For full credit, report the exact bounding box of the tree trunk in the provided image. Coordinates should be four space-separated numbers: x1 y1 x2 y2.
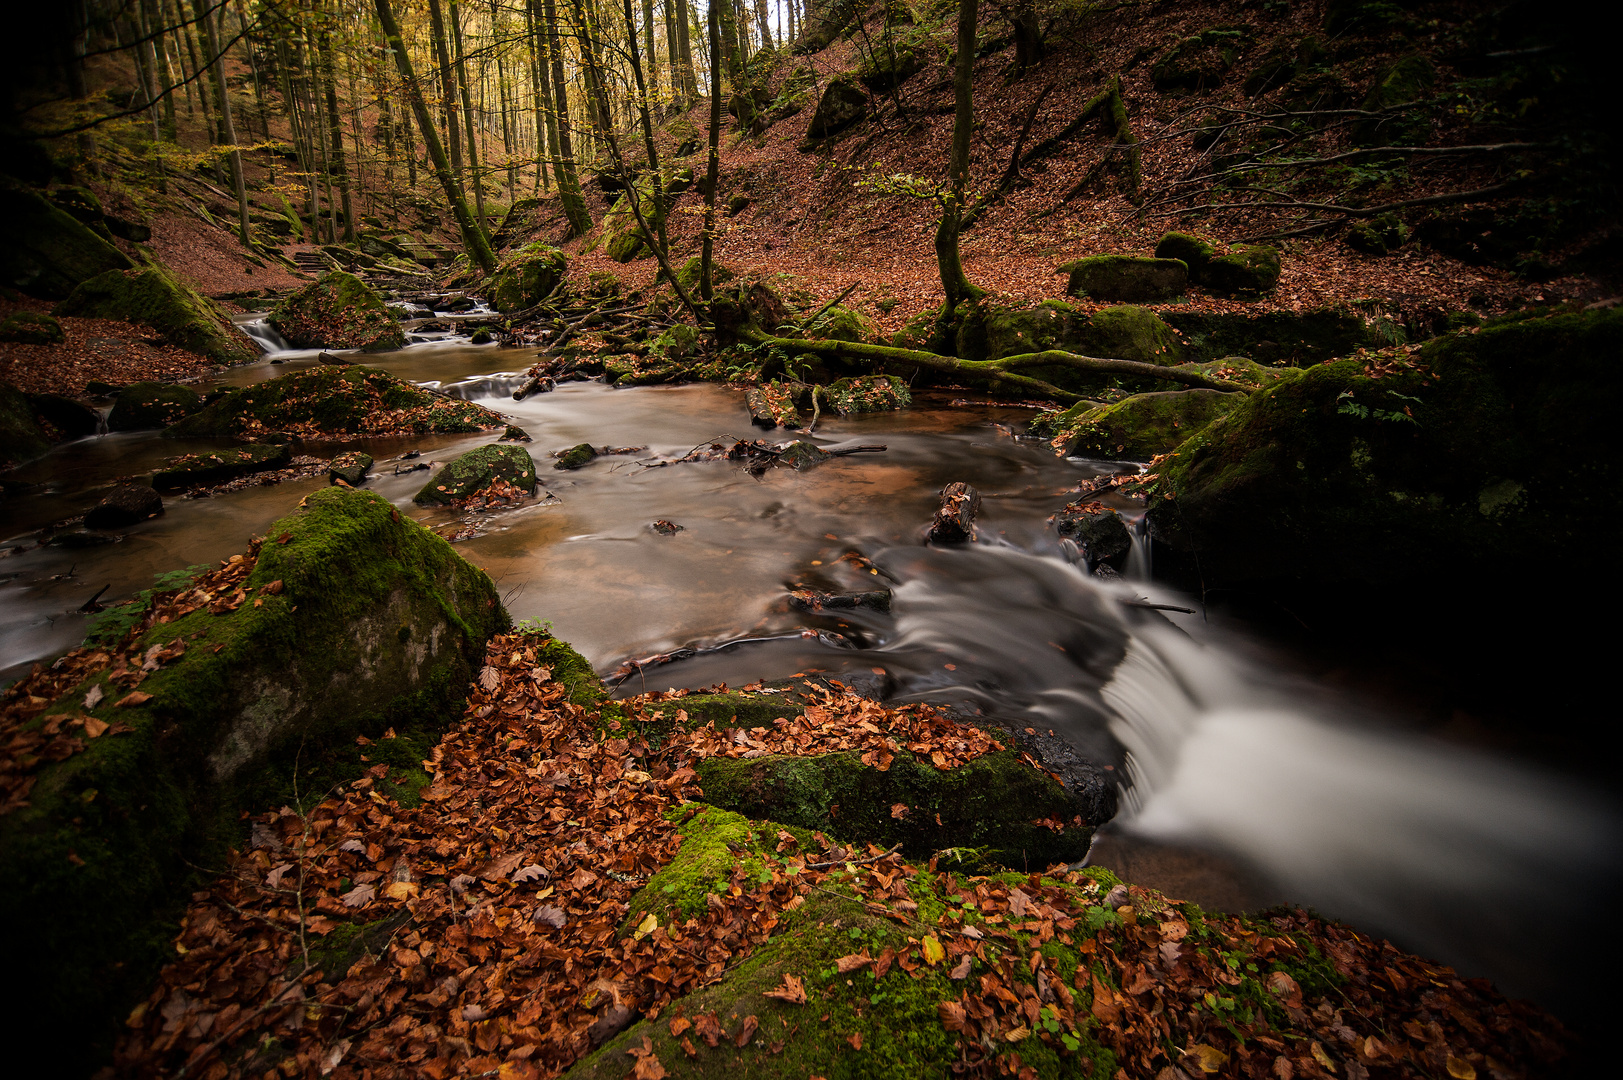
195 0 252 247
427 0 465 189
374 0 496 272
935 0 984 313
540 0 593 235
147 0 178 139
449 0 487 232
316 23 356 244
701 0 722 300
524 0 552 193
674 0 698 98
754 0 774 49
400 97 418 188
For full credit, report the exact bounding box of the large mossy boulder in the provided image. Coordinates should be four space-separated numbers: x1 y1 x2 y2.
54 265 257 366
152 444 292 491
1145 309 1623 590
107 381 202 432
1154 231 1217 278
1201 244 1281 296
1043 389 1245 459
0 184 133 299
1 380 52 467
0 310 65 344
164 366 500 439
0 487 504 1068
1161 307 1368 366
487 241 568 312
599 174 667 263
806 75 868 139
414 443 537 505
1151 26 1254 92
1061 255 1188 302
824 375 911 414
969 299 1082 361
269 271 407 351
694 748 1094 867
1080 304 1185 365
804 304 876 343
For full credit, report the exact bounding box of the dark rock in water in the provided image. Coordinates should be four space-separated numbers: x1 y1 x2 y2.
108 382 202 432
316 351 352 366
441 296 477 313
0 381 52 467
54 264 256 366
1052 501 1131 562
26 392 98 439
47 530 121 548
0 311 65 344
85 380 122 397
0 184 132 299
650 519 683 536
1061 255 1188 303
501 425 532 442
929 481 981 543
154 444 292 490
806 76 867 139
414 443 537 504
775 440 830 471
328 450 373 486
747 384 801 429
258 430 302 446
469 329 493 345
788 588 892 613
269 271 406 351
553 442 598 470
84 483 163 529
402 449 421 459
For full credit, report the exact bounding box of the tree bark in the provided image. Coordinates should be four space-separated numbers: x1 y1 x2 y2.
427 0 465 189
524 0 552 193
316 20 356 243
700 0 723 300
674 0 698 98
449 0 487 231
195 0 252 247
754 0 774 49
375 0 496 272
540 0 592 235
935 0 984 313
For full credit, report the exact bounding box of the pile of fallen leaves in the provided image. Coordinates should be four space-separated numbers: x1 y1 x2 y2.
179 456 330 499
453 477 539 512
0 549 263 814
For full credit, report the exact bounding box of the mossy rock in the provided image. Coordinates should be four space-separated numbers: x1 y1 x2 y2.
997 305 1184 396
328 450 373 486
153 444 292 490
1146 309 1623 590
805 305 875 344
0 487 504 1069
0 310 65 344
823 375 911 414
1053 502 1132 561
1060 255 1188 303
108 381 202 432
553 442 599 471
638 692 806 736
269 271 407 351
1161 308 1368 366
487 242 568 312
26 391 98 440
84 484 163 529
164 366 499 439
1045 389 1245 459
414 443 537 504
1081 305 1185 366
806 75 868 139
653 323 700 360
0 380 52 467
1152 26 1255 92
1346 213 1412 255
0 183 133 299
973 299 1083 362
672 256 736 295
55 265 257 366
694 748 1094 868
1154 232 1217 282
1164 356 1303 392
600 174 668 263
858 38 926 91
1355 54 1435 145
1201 245 1281 296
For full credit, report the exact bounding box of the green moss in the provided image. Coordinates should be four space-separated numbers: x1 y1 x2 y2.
1060 256 1188 303
1346 212 1412 255
0 487 505 1071
1152 26 1255 92
0 310 65 344
413 443 537 504
329 450 373 485
653 323 699 360
1202 245 1280 296
823 375 911 414
672 256 735 294
54 264 257 365
1356 55 1435 145
694 749 1092 869
553 442 599 471
269 271 406 351
1155 232 1217 281
108 381 203 432
806 304 875 344
600 174 667 263
488 242 568 312
1164 356 1301 391
0 183 133 299
1161 307 1368 366
1047 389 1245 459
973 300 1082 362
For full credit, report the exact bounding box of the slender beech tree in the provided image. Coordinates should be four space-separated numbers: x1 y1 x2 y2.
194 0 252 246
316 16 356 242
448 0 487 229
540 0 592 234
374 0 496 271
426 0 465 190
700 0 722 300
674 0 697 98
935 0 985 312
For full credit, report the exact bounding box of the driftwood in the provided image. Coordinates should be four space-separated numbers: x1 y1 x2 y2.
929 482 981 544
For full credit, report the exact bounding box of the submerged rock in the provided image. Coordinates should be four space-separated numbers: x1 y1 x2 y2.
553 442 599 471
327 450 373 486
415 444 538 504
823 375 911 415
775 440 831 471
1061 255 1189 302
108 382 202 432
1044 388 1244 459
487 242 568 312
269 271 407 351
84 483 163 529
55 265 257 366
153 444 292 491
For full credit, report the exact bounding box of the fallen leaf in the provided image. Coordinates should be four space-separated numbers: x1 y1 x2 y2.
340 883 375 908
835 952 874 973
1007 888 1031 919
1004 1024 1030 1043
949 954 973 980
82 684 104 710
694 1013 724 1048
890 802 909 819
265 862 294 888
319 1038 350 1075
114 691 153 708
634 912 659 940
1446 1057 1477 1080
669 1017 692 1037
1311 1042 1337 1072
847 1032 863 1050
82 716 109 738
763 973 807 1004
533 904 567 928
513 864 548 883
921 936 945 966
680 1037 698 1058
338 839 365 854
735 1015 759 1047
1184 1044 1229 1073
383 880 415 901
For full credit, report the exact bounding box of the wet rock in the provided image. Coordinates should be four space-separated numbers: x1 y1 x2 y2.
1043 389 1244 459
1201 245 1281 296
0 311 65 345
414 444 537 505
269 271 407 351
47 530 121 548
26 393 98 439
788 588 892 614
823 375 911 415
512 376 554 400
54 264 257 366
328 450 373 486
650 519 683 536
487 242 568 312
500 425 532 442
84 483 163 529
1052 501 1131 562
0 381 51 467
108 382 202 432
553 443 598 470
775 440 831 471
0 184 132 299
153 444 292 491
929 481 981 543
1061 255 1188 303
747 384 802 429
806 76 867 140
469 329 493 344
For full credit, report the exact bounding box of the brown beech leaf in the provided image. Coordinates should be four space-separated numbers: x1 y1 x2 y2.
763 974 807 1004
114 691 153 708
735 1015 759 1047
835 952 874 974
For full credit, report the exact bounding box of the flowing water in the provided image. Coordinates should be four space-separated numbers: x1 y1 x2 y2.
2 328 1616 1026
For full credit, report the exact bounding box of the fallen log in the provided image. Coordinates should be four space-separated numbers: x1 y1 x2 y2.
929 482 981 544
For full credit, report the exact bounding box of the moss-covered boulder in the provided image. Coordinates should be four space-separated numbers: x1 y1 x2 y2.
969 299 1082 361
0 184 133 299
1080 304 1185 365
804 304 876 343
600 174 667 263
694 748 1094 867
1161 308 1368 366
1164 356 1303 392
1 380 52 467
0 310 65 344
824 375 911 414
857 37 926 90
1346 212 1412 255
152 444 292 490
328 449 373 485
652 322 700 360
1052 501 1132 561
487 242 568 312
806 75 868 139
553 442 599 471
269 271 407 351
1043 389 1244 459
1061 255 1188 302
1151 26 1254 92
163 366 500 439
1146 309 1623 590
1202 244 1281 296
672 255 735 294
107 381 202 432
414 443 537 504
0 487 503 1068
26 391 98 440
1154 231 1217 278
54 265 257 366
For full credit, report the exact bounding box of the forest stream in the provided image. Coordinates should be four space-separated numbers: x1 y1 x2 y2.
2 321 1617 1034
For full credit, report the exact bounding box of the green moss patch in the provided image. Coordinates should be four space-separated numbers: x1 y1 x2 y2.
413 443 537 504
488 242 568 312
1061 255 1189 303
269 271 406 351
1045 389 1244 460
107 381 202 431
0 310 65 344
55 264 257 365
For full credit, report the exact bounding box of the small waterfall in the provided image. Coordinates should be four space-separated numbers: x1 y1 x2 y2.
239 317 292 355
1120 510 1152 579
